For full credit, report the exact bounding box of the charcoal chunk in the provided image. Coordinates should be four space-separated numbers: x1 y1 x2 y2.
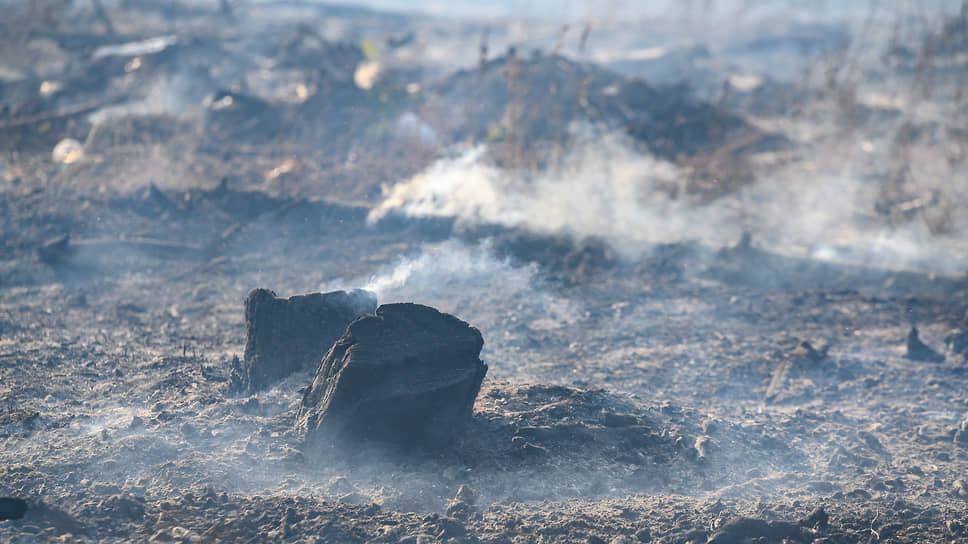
231 288 377 394
298 303 487 453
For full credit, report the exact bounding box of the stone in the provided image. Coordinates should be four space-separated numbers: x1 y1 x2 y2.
297 303 487 453
0 497 28 520
231 288 377 394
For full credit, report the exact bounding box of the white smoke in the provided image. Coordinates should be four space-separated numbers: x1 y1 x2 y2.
369 136 702 258
369 135 968 275
323 239 542 305
321 240 583 378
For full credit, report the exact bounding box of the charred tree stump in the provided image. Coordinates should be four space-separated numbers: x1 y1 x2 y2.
297 303 487 454
230 288 377 394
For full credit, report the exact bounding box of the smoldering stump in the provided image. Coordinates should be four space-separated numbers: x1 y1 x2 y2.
231 288 378 394
297 303 487 453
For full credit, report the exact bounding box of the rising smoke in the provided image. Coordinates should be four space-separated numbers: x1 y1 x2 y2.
370 132 968 275
321 240 583 377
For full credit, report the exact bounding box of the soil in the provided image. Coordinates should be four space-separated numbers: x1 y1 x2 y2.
2 2 968 543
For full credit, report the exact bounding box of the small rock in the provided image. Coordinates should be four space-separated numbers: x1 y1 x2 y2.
906 326 944 363
0 497 28 520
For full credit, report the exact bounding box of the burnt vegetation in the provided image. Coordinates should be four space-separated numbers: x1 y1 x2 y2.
2 1 968 543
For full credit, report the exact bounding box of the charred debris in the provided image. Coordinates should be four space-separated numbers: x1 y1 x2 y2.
297 302 488 454
1 11 783 201
230 290 489 456
5 5 968 543
231 287 376 394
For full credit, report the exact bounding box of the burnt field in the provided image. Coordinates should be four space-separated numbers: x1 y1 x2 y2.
3 1 968 543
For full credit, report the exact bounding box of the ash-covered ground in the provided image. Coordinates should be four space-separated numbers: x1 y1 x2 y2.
2 1 968 542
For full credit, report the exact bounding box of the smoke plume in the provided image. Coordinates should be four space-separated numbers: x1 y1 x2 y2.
370 134 968 275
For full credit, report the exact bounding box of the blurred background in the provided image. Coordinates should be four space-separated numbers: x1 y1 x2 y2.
2 0 967 271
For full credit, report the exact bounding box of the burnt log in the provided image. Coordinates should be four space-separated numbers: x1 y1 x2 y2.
297 303 487 453
231 288 377 394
